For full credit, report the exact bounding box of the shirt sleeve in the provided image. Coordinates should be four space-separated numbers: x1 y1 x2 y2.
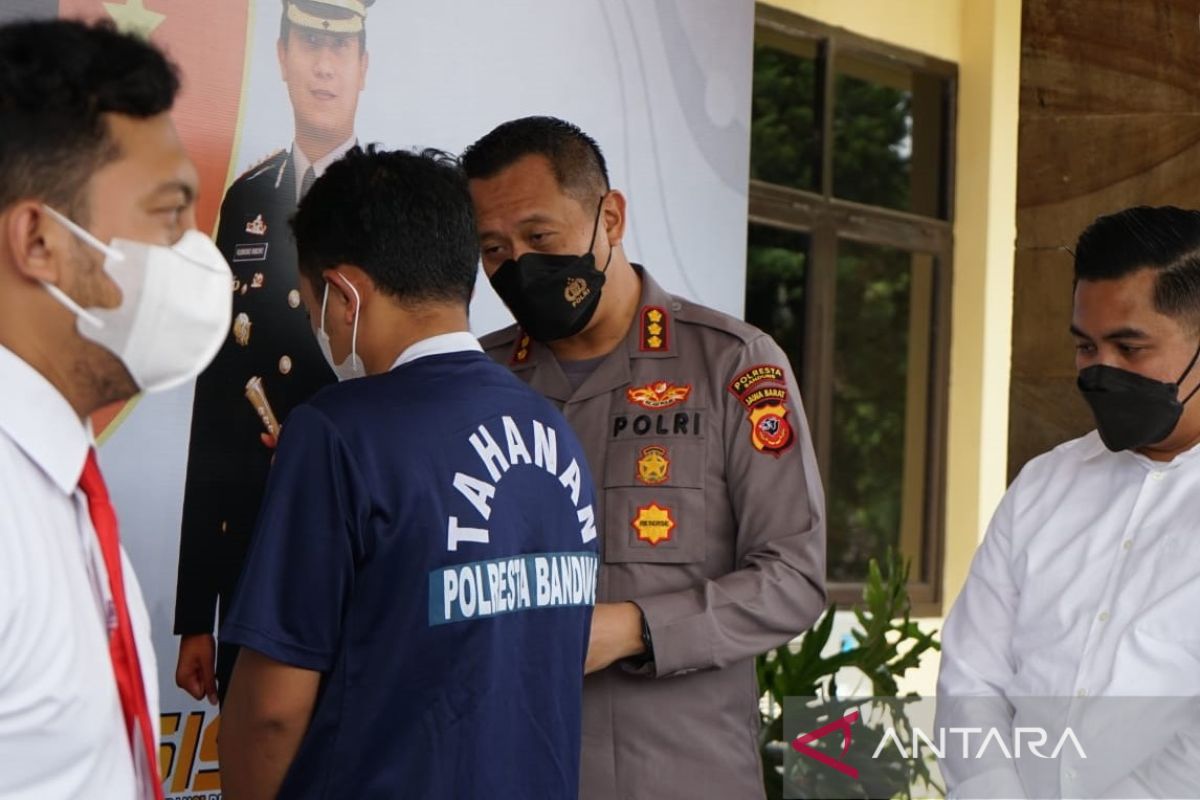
934 487 1026 797
632 333 827 677
219 403 367 672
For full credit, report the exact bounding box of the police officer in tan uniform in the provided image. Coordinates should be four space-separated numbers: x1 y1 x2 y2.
463 117 827 799
174 0 370 706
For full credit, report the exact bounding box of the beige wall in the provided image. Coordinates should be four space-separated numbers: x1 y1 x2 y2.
760 0 1023 693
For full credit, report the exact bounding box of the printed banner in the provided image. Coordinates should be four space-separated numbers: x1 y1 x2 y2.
29 0 757 795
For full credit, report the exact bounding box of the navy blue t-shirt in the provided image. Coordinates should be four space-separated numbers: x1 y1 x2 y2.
221 349 598 798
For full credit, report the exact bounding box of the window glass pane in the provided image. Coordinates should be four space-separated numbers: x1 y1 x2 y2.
833 53 949 218
744 224 808 377
750 31 820 193
829 240 934 582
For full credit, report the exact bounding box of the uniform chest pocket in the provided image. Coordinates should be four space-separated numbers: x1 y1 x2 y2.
602 438 706 564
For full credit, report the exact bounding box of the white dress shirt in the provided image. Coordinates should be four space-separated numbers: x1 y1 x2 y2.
938 430 1200 798
291 134 357 203
388 331 483 370
0 345 157 799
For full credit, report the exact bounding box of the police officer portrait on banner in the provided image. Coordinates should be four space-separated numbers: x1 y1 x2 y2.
174 0 372 706
216 146 599 800
464 117 828 800
938 206 1200 799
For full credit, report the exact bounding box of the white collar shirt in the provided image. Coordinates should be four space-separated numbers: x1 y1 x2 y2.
938 430 1200 798
292 134 357 203
0 344 157 799
389 331 483 370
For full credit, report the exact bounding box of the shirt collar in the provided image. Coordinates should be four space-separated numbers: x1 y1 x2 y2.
0 344 91 494
1079 427 1200 468
292 134 357 199
389 331 483 370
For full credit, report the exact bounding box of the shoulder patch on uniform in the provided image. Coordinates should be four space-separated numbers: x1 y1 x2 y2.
728 363 794 457
638 305 670 352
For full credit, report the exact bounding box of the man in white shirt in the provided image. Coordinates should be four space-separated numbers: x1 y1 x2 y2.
938 206 1200 799
0 19 229 800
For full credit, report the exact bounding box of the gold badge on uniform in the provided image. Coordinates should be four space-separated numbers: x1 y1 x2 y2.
638 305 670 352
510 330 532 365
632 502 675 546
729 363 794 457
636 445 670 485
232 312 251 346
627 380 691 410
245 214 267 236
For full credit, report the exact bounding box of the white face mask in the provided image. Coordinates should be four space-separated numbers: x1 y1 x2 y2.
40 205 233 394
318 275 366 381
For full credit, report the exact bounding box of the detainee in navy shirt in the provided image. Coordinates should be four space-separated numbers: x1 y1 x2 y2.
215 147 597 799
222 335 598 797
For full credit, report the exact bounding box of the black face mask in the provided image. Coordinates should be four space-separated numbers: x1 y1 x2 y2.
1077 341 1200 451
489 196 611 342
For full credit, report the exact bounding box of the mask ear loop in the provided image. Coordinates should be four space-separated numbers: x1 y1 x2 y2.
326 272 362 368
39 205 125 330
1178 339 1200 404
588 193 614 274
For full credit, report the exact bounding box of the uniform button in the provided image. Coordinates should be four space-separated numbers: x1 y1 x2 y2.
1097 611 1109 623
279 355 292 375
288 289 301 309
1076 688 1088 697
1066 769 1077 780
1123 539 1133 551
1151 471 1164 481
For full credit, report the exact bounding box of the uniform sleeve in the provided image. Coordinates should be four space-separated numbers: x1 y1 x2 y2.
934 488 1026 798
173 195 239 636
219 404 367 672
633 334 826 677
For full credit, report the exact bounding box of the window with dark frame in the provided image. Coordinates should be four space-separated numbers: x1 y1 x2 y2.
746 5 955 615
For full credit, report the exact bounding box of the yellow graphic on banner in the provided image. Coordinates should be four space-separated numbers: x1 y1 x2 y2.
160 711 221 795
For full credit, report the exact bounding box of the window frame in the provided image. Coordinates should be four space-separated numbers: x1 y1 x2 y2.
750 4 957 616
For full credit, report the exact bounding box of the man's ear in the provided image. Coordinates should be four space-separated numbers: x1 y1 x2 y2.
5 203 63 285
277 36 289 82
601 190 627 248
323 267 369 324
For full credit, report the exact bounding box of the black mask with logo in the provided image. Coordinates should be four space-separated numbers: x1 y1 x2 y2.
1077 340 1200 452
489 195 612 343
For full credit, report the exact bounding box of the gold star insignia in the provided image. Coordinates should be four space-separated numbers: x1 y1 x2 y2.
647 309 663 323
648 323 663 336
647 336 662 349
103 0 166 39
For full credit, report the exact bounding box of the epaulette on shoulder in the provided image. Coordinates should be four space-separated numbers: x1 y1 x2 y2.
239 148 288 182
672 295 763 345
479 323 521 352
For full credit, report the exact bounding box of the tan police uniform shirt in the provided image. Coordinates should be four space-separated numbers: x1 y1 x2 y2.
482 267 827 799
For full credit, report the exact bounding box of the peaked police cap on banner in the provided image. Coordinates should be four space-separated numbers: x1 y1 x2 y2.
284 0 374 34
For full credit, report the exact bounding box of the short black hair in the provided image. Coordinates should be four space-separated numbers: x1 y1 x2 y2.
0 19 179 218
1075 205 1200 330
460 116 610 205
279 1 368 50
292 146 479 306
